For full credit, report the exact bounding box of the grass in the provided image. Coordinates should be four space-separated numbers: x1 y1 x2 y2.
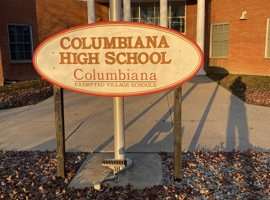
0 79 51 93
207 73 270 90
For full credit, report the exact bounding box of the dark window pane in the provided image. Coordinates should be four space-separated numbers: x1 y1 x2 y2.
131 3 139 18
10 44 17 51
8 26 16 34
132 18 140 22
23 35 31 42
180 25 185 33
155 18 160 26
18 52 24 60
171 2 185 17
171 7 185 17
155 5 160 17
171 23 180 32
141 17 155 24
23 26 30 34
140 3 154 22
11 52 17 60
16 26 23 34
18 44 24 51
9 34 16 42
171 17 180 23
17 35 23 42
180 18 185 32
24 52 32 59
24 44 32 51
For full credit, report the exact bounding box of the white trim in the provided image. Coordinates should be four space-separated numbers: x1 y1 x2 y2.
265 18 270 58
210 22 229 58
7 23 34 63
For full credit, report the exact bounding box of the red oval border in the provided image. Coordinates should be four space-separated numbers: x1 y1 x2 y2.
33 22 204 97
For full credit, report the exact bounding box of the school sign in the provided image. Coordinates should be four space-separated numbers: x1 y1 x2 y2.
33 22 203 96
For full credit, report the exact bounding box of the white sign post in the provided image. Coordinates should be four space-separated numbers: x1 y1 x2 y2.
110 0 127 169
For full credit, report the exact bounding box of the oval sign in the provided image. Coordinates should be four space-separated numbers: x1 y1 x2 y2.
33 22 203 97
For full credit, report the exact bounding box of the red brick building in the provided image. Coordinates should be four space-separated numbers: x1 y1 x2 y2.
206 0 270 75
0 0 108 86
0 0 39 85
0 0 269 86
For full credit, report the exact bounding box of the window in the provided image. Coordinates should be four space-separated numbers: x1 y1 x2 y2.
168 2 185 33
132 2 159 25
8 24 33 62
131 1 185 33
211 23 229 57
266 18 270 58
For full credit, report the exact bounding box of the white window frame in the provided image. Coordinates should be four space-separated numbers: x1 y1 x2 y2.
7 24 34 63
265 18 270 58
210 22 229 58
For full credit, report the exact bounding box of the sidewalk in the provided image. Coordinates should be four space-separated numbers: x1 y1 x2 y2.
1 75 270 188
1 76 269 152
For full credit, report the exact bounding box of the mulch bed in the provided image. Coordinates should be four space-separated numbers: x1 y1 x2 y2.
0 80 53 110
245 90 270 106
0 150 269 199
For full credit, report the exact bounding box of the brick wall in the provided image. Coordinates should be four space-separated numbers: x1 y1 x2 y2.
95 2 110 22
0 0 109 82
207 0 270 75
0 0 40 81
36 0 109 43
1 0 268 80
186 0 197 42
36 0 87 42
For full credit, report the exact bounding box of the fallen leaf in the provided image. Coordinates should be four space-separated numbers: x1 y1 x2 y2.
6 175 12 182
200 189 208 194
188 163 196 168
